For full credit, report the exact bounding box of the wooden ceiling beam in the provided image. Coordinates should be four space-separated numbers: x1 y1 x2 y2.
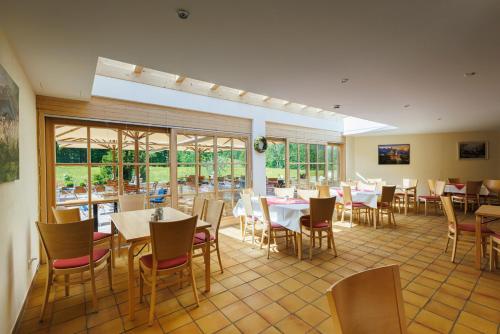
175 76 186 84
133 65 143 74
210 84 220 91
238 90 247 97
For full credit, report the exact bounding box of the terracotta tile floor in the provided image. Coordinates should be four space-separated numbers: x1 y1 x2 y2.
16 212 500 334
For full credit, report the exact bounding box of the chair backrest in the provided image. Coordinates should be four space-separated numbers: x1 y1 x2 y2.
402 178 418 188
434 181 446 196
297 189 319 201
36 219 94 261
440 196 457 231
342 186 353 205
192 196 207 219
317 185 331 198
427 179 436 195
149 215 197 264
326 265 407 334
380 186 396 203
466 181 483 195
241 193 254 217
274 187 295 198
118 193 145 212
448 178 461 184
52 207 81 224
310 197 336 226
259 197 272 224
485 180 500 195
205 200 224 233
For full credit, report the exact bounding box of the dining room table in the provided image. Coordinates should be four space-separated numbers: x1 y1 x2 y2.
329 187 379 209
110 207 212 320
474 205 500 270
445 183 489 196
233 196 310 260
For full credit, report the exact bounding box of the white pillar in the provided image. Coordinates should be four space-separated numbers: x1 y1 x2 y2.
252 117 266 196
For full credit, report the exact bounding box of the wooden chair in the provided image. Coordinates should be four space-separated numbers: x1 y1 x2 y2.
375 186 397 228
441 196 492 263
448 178 461 184
36 219 112 321
394 178 418 214
274 187 295 198
326 265 407 334
297 189 319 201
51 207 114 266
241 193 258 245
117 194 145 256
192 196 207 218
484 180 500 205
489 233 500 271
193 200 225 273
300 197 337 260
317 185 331 198
417 180 445 216
259 197 295 259
451 181 482 214
139 216 199 325
340 186 370 227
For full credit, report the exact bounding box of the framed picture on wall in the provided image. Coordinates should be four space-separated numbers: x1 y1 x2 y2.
458 141 488 160
378 144 410 165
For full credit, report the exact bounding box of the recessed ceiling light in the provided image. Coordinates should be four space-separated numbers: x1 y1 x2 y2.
333 104 341 109
464 72 476 77
404 104 410 108
341 78 349 84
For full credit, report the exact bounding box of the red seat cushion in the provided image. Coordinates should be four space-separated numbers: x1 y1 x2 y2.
418 195 439 200
270 222 285 229
300 215 329 228
193 232 215 244
140 254 188 270
93 232 111 241
456 223 493 233
53 249 109 269
345 202 367 208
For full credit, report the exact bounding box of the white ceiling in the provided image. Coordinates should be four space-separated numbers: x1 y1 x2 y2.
1 0 500 134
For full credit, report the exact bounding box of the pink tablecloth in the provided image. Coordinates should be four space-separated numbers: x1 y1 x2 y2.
266 198 308 206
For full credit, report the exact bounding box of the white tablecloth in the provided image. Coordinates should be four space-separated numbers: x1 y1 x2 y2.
330 187 379 209
444 184 489 195
233 197 308 233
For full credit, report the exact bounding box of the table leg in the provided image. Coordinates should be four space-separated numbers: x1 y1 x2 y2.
128 241 137 320
374 208 378 229
404 191 408 216
111 221 116 268
203 229 211 293
475 215 482 270
296 233 302 260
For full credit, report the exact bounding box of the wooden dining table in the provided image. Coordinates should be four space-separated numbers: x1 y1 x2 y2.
474 205 500 270
110 207 212 320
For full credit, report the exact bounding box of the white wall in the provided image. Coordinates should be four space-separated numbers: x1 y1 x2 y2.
92 75 344 195
346 132 500 194
0 31 39 333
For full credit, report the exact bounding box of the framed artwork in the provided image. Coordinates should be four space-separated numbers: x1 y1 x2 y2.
458 141 488 160
378 144 410 165
0 64 19 183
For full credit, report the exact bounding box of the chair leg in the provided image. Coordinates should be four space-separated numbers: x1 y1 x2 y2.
451 234 458 263
309 230 313 260
444 235 450 253
285 230 289 248
341 208 345 223
489 238 494 272
39 267 53 322
251 222 255 246
64 274 70 297
319 231 323 248
190 264 200 306
424 201 428 216
216 240 223 274
267 228 271 259
117 233 122 258
260 226 266 249
148 273 157 326
242 220 248 242
107 257 113 291
330 231 337 257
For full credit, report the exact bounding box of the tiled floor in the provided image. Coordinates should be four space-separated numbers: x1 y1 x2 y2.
16 212 500 334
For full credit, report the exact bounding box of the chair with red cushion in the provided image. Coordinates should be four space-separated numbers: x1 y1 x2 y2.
52 207 114 267
340 186 371 227
441 196 492 263
451 181 483 214
192 199 225 273
139 215 198 325
300 197 337 260
36 219 112 321
259 197 296 259
417 180 445 216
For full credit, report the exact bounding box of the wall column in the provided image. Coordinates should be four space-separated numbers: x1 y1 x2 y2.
252 117 266 196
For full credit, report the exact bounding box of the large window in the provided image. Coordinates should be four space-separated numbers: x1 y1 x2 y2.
265 139 285 195
288 142 326 189
327 144 342 186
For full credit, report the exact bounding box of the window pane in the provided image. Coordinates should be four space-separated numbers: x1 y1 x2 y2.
217 192 235 217
200 164 215 193
318 164 326 184
91 165 118 197
299 144 307 162
177 135 196 163
233 138 246 164
149 132 169 163
309 144 317 163
217 137 232 165
266 140 285 194
123 165 146 193
149 165 170 191
178 164 196 194
122 130 146 163
289 143 298 163
309 164 317 183
290 164 298 188
55 125 87 163
217 164 231 191
198 136 214 163
90 127 118 163
234 165 246 190
318 145 325 163
55 165 88 204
